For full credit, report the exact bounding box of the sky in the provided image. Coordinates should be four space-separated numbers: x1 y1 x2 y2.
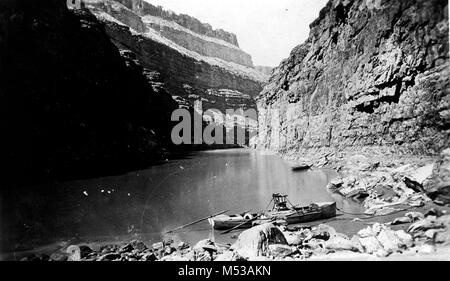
146 0 328 67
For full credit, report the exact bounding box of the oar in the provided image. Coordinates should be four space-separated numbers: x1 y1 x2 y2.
221 217 258 234
165 209 229 233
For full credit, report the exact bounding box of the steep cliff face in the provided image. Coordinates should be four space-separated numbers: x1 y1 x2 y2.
103 0 239 46
255 66 274 76
85 0 254 67
102 22 262 106
0 0 178 187
84 0 265 145
257 0 449 157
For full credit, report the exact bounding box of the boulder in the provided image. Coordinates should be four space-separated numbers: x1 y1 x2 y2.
66 245 93 261
311 224 337 240
193 239 217 253
404 164 435 192
195 251 213 261
391 216 411 225
49 252 68 261
177 242 190 250
268 244 295 258
376 226 403 253
425 208 445 217
99 244 119 254
394 230 414 248
324 236 360 252
417 244 436 254
230 223 287 259
129 240 147 252
405 212 425 222
358 236 383 254
407 216 446 234
164 246 176 255
327 177 344 191
119 243 133 253
357 226 377 238
141 252 157 261
423 149 450 205
152 242 164 251
350 235 364 253
215 251 236 261
283 231 303 246
435 229 450 244
333 176 369 199
163 238 174 246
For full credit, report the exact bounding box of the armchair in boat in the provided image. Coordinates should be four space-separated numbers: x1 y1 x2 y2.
270 193 290 211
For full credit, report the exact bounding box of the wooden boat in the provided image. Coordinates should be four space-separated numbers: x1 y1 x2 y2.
212 194 336 231
265 201 336 225
291 163 311 171
212 212 260 230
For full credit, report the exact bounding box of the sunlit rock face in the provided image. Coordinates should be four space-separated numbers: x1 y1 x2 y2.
85 0 253 67
255 66 274 76
257 0 449 156
85 0 266 144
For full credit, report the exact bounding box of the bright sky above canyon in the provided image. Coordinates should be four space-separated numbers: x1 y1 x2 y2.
146 0 328 67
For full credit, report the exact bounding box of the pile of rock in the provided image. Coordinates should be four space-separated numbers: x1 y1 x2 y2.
218 213 450 260
326 156 446 215
156 219 445 261
20 211 450 261
20 239 189 261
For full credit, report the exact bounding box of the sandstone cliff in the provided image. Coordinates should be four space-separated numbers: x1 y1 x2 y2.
101 22 262 108
257 0 449 158
255 66 275 76
106 0 239 46
85 0 254 67
85 0 265 145
0 0 178 187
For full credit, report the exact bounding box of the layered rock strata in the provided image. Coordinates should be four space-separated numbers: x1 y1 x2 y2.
257 0 449 157
85 0 254 67
85 0 265 145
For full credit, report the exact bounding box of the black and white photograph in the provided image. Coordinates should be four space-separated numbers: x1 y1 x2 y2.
0 0 449 272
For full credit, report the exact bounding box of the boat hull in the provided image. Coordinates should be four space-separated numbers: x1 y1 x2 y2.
213 219 254 230
270 202 337 225
212 202 336 230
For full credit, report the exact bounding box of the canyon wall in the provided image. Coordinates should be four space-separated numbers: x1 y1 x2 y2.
109 0 239 46
257 0 449 157
101 22 262 108
0 0 178 186
255 66 275 76
85 0 265 143
85 0 254 67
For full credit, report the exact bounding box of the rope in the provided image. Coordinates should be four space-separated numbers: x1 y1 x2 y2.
264 198 274 212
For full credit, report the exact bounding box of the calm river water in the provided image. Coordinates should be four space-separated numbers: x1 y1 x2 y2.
0 149 362 256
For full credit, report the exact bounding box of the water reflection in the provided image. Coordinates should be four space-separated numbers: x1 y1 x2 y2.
1 149 359 254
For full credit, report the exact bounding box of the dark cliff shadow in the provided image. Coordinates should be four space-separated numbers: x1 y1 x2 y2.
0 1 180 189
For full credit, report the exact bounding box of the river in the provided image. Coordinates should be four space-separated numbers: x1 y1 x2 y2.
0 148 362 256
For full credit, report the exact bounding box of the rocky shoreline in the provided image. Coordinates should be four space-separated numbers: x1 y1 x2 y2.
18 148 450 261
19 207 450 261
284 147 450 215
